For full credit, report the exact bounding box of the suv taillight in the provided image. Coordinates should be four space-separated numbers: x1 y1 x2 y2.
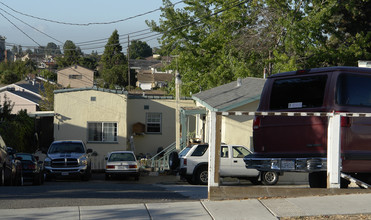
341 116 351 127
183 158 187 165
253 116 261 130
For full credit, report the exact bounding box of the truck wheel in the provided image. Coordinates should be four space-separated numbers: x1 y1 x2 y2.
249 177 261 185
185 176 196 185
195 166 208 185
4 167 12 186
309 172 326 188
1 166 4 186
168 152 180 170
261 171 279 185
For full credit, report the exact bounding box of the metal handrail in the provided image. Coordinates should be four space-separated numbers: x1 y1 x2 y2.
150 142 176 171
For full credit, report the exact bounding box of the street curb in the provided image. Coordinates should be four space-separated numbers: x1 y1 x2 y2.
209 186 371 200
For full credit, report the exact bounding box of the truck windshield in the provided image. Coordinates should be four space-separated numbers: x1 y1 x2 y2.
48 142 85 154
270 75 327 110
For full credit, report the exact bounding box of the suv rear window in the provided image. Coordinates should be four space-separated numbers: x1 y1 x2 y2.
270 75 327 110
191 145 208 156
336 73 371 107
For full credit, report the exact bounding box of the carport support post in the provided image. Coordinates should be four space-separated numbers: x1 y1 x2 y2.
208 111 221 198
327 113 341 188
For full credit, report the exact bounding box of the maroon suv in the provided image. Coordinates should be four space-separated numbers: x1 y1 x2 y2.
244 66 371 188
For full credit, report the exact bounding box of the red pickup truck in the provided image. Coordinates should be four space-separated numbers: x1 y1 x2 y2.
244 66 371 188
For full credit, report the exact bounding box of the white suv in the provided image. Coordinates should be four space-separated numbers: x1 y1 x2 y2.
178 144 280 185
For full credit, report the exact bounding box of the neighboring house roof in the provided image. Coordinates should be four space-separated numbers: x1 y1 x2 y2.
192 77 266 112
137 73 154 83
57 64 94 73
129 59 162 70
54 86 128 95
154 73 173 82
137 73 173 83
0 80 44 97
14 80 44 95
8 90 42 104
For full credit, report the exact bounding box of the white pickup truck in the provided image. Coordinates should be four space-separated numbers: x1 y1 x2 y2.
176 144 280 185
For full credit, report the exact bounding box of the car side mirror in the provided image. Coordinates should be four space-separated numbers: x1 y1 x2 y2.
105 157 108 160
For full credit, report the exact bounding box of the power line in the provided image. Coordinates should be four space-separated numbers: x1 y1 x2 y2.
0 7 63 44
3 0 248 53
0 11 41 46
0 1 185 26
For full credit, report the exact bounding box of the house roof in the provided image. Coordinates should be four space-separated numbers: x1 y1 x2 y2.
154 73 173 82
137 73 153 83
9 90 42 104
57 64 94 73
14 80 44 95
129 59 162 70
192 77 266 112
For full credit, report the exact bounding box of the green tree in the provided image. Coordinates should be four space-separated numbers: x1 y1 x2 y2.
148 0 371 96
0 94 14 121
147 0 257 95
129 40 153 59
56 40 82 68
39 82 59 111
45 42 61 55
100 30 128 88
0 95 35 152
39 69 57 81
0 70 20 84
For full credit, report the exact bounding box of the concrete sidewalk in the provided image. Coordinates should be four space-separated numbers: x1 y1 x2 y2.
1 193 371 220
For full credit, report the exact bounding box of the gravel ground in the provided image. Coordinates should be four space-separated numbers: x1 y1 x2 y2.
280 214 371 219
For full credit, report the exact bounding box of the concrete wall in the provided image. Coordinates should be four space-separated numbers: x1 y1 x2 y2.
57 65 94 88
54 90 127 169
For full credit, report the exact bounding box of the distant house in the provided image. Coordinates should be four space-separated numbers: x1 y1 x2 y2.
130 55 173 91
0 79 44 114
136 70 173 90
53 87 195 170
57 65 94 88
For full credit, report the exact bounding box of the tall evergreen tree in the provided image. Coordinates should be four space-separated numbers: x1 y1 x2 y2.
100 30 128 88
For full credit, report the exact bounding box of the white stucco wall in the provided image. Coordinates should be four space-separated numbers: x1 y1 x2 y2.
0 91 38 114
195 100 259 150
127 98 196 157
54 89 127 169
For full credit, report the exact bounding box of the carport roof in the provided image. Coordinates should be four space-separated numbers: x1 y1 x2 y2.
192 77 266 112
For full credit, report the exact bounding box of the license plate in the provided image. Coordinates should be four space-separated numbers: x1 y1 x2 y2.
281 160 295 170
61 172 69 176
118 165 128 170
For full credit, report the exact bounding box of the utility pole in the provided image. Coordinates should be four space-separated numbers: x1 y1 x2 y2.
175 70 181 151
127 35 130 90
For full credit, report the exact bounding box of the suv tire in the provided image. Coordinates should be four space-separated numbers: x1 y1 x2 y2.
169 152 180 170
261 171 279 185
195 166 208 185
185 176 196 185
309 171 326 188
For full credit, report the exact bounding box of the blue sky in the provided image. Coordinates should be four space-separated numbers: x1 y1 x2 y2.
0 0 175 54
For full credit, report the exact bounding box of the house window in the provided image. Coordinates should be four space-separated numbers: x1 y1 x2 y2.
88 122 117 142
69 75 82 79
146 113 161 133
